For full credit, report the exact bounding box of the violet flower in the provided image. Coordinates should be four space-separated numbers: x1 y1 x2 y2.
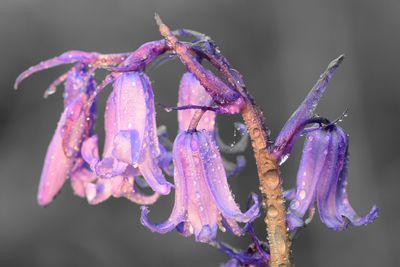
177 72 248 177
286 125 378 231
19 64 96 206
141 130 259 243
111 72 173 195
269 55 378 231
272 55 344 164
14 51 129 206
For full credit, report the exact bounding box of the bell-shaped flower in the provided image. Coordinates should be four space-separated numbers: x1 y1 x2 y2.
177 72 248 177
36 82 96 205
140 130 259 243
286 125 378 231
111 72 173 195
178 72 216 131
272 55 344 164
15 51 128 206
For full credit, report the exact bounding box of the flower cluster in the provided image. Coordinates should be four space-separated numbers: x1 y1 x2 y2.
15 16 378 266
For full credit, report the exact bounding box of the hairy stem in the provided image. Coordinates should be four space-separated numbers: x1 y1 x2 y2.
241 102 291 267
154 14 292 266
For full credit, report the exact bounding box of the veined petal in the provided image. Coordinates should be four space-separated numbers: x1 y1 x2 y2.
272 55 344 162
334 128 378 228
196 131 259 222
113 72 172 194
61 92 93 158
37 109 75 206
97 91 128 177
178 72 215 131
287 128 331 231
138 145 173 195
316 127 349 230
185 133 219 242
63 64 95 106
113 72 146 164
140 133 188 233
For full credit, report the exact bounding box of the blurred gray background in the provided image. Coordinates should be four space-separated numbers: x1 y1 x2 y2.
1 0 399 266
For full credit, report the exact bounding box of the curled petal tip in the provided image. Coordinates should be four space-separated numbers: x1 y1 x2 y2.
195 225 217 243
140 205 180 234
345 205 379 228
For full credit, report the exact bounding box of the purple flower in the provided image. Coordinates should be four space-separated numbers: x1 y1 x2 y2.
111 72 173 195
36 65 96 206
178 72 215 131
177 72 247 177
272 55 344 164
140 130 259 243
15 51 127 206
286 125 378 231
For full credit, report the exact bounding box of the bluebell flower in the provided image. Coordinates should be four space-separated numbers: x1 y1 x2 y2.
141 130 259 243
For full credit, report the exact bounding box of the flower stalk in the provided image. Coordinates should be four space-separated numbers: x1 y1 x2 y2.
241 103 291 267
155 15 291 266
15 14 379 267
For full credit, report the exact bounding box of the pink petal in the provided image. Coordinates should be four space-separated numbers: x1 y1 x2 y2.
140 133 188 233
197 131 259 223
178 72 215 132
37 110 74 206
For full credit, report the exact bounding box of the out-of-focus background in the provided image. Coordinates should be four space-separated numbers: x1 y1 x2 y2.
1 0 399 266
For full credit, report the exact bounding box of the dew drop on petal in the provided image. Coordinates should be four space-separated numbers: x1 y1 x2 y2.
298 190 306 200
290 200 300 210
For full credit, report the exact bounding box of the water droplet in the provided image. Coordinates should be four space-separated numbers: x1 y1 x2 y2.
279 154 289 166
252 128 261 138
267 205 278 218
264 170 280 189
298 190 306 200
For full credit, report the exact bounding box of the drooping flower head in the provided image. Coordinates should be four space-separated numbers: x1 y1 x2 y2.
286 125 378 231
111 72 173 195
272 55 344 164
15 51 129 206
141 130 259 243
178 72 215 132
177 71 248 177
269 54 378 231
29 66 96 206
78 85 162 205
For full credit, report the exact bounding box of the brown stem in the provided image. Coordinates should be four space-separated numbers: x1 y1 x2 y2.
241 102 291 267
154 14 292 266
